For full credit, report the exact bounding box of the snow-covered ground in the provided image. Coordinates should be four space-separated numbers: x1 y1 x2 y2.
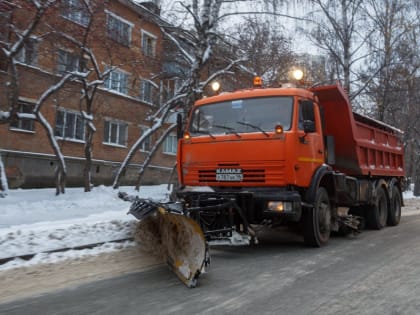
0 185 418 272
0 185 170 271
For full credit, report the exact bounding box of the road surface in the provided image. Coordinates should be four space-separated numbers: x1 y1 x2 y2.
1 200 420 315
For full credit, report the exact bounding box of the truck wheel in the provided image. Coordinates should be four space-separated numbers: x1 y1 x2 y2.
387 186 401 226
367 186 388 230
303 187 331 247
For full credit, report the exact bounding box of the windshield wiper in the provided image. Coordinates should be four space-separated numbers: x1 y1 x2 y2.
236 121 269 137
212 125 241 138
194 129 216 139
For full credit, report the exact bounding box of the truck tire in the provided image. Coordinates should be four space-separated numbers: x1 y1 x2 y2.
367 186 388 230
303 187 331 247
387 185 401 226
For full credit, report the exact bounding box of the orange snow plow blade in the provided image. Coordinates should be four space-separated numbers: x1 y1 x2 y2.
127 197 208 288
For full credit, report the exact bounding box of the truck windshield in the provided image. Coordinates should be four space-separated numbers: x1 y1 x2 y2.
189 96 294 136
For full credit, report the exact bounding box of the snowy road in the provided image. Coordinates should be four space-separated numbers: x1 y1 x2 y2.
1 198 420 314
0 186 420 314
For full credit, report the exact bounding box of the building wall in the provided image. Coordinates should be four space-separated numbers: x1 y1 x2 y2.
0 0 177 188
1 150 173 188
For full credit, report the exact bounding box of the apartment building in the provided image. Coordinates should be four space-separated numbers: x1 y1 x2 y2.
0 0 179 188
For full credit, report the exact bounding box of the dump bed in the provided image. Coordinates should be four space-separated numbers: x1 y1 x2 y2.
310 84 404 177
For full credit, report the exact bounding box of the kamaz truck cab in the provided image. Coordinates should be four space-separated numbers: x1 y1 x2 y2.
175 80 404 247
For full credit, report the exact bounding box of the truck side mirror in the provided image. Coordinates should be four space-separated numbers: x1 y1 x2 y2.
176 113 183 140
300 100 316 133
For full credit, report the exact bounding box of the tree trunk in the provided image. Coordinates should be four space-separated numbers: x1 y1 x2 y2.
113 99 178 189
135 124 176 191
36 111 67 195
414 178 420 197
55 165 66 196
414 156 420 197
83 126 94 192
341 0 351 95
0 154 9 196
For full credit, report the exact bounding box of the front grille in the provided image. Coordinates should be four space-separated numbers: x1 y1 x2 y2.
183 161 286 185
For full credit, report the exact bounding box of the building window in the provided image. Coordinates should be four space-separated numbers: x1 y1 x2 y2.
104 120 128 146
16 38 38 66
140 80 154 104
10 101 35 132
139 126 151 152
163 133 177 155
141 30 156 57
61 0 90 27
55 109 85 141
57 49 83 74
104 68 129 94
106 12 132 46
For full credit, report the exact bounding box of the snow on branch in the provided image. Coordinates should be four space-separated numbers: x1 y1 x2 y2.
112 100 177 188
34 73 75 112
161 26 195 65
87 80 104 87
88 121 96 132
0 153 9 195
162 25 197 47
0 111 11 120
81 111 93 121
150 92 188 121
35 111 67 174
201 57 247 88
5 0 58 58
135 123 177 189
139 77 159 89
202 45 212 63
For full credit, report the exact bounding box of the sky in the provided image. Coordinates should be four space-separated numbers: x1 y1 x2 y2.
155 0 320 54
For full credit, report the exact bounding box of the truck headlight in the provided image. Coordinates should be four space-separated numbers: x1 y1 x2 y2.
267 201 293 212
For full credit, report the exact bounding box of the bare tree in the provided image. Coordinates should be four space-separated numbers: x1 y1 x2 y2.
0 0 58 125
362 0 418 120
0 0 78 195
55 0 110 192
0 0 109 194
361 0 420 194
112 0 247 189
229 17 295 87
301 0 368 97
34 73 84 195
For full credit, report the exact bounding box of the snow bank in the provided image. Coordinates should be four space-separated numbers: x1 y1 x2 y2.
0 185 169 270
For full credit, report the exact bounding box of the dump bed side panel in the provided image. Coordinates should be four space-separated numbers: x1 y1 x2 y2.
353 113 404 177
311 84 404 177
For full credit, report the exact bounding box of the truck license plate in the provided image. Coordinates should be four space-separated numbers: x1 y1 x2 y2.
216 168 243 181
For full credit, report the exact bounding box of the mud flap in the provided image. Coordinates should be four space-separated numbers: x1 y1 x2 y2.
127 197 208 288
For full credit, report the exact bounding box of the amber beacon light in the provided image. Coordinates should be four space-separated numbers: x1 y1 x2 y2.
275 124 284 134
253 76 263 88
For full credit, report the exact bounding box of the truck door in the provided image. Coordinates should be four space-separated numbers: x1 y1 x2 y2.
295 100 324 187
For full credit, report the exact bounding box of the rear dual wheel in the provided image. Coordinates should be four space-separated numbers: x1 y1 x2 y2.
367 186 388 230
303 187 331 247
387 185 401 226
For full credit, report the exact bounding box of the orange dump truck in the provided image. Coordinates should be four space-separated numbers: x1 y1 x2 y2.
175 82 405 247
